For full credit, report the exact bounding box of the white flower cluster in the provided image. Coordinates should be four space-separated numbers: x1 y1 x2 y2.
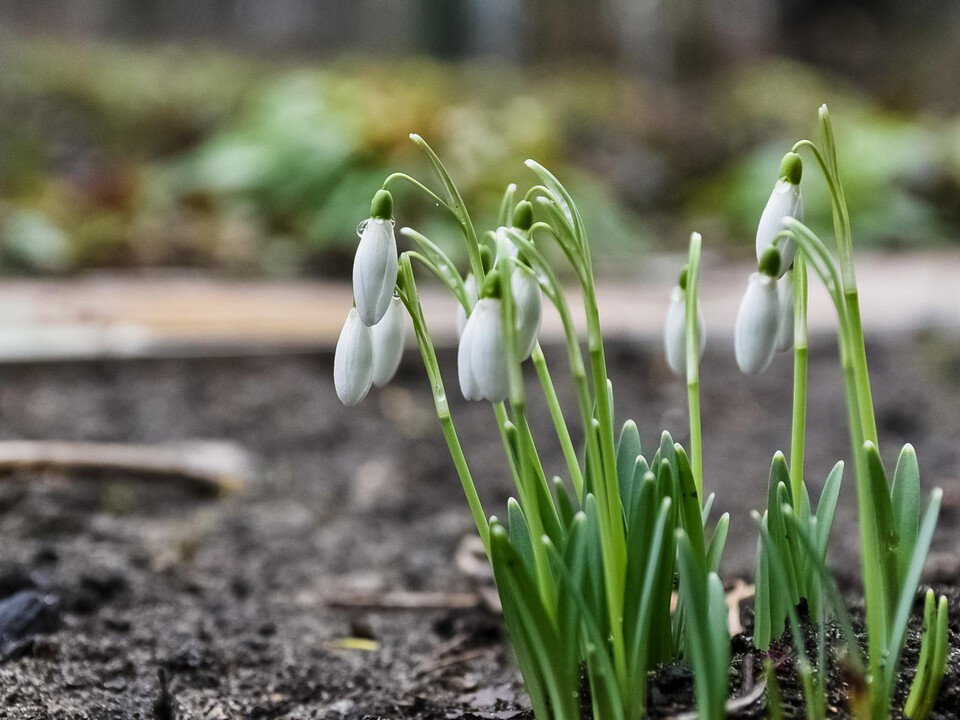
335 193 542 407
734 152 803 375
334 190 407 406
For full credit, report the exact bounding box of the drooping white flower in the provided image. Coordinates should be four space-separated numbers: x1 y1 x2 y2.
735 272 780 375
334 308 374 406
457 298 509 403
663 286 706 377
775 269 795 353
371 296 406 387
511 268 542 361
456 273 478 339
352 190 398 326
756 153 803 277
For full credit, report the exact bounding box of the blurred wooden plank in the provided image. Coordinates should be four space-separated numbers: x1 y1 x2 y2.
0 251 957 361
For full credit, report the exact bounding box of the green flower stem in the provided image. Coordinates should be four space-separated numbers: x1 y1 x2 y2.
782 222 890 717
397 254 489 556
408 134 486 284
531 344 585 501
521 168 628 696
382 172 450 212
684 232 704 501
498 254 557 617
581 267 629 699
790 253 809 510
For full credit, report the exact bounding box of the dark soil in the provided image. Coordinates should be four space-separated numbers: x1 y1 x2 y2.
0 330 958 719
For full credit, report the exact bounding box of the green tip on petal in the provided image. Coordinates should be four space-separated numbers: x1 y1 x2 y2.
678 264 689 291
481 272 502 299
759 246 781 277
370 189 394 220
513 200 534 231
779 152 803 185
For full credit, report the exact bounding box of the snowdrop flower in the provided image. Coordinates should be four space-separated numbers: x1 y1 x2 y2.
334 308 374 406
456 273 478 339
458 297 509 403
663 284 706 377
511 267 542 361
353 190 398 326
756 152 803 277
371 296 406 387
775 269 794 353
735 250 782 375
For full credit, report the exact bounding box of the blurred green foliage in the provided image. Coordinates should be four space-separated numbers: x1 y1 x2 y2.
0 41 958 277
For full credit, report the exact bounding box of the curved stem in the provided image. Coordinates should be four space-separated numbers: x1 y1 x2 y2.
382 172 451 211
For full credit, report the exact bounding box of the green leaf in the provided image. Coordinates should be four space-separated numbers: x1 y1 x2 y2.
675 445 706 565
507 498 535 575
553 476 577 530
885 488 943 691
891 444 921 587
706 513 729 574
815 461 844 555
544 531 626 720
616 419 642 515
490 522 579 719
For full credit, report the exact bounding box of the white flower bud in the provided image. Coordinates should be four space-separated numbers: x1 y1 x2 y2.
663 286 706 377
775 270 794 353
456 273 478 339
735 273 780 375
353 218 398 326
457 298 508 403
371 296 406 387
511 268 542 361
334 308 374 406
756 179 803 277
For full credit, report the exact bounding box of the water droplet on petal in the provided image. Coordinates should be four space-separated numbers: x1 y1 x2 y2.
356 219 369 237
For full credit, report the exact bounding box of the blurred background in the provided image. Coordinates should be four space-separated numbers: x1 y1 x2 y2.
2 0 960 283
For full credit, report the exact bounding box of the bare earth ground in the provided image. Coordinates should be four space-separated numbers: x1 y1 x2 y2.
0 331 958 719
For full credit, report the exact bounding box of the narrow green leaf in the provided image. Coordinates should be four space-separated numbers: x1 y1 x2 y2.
706 513 729 574
553 476 577 530
627 498 673 682
885 488 943 691
490 523 578 720
864 441 899 574
892 444 921 587
544 534 626 720
675 444 706 564
782 506 864 671
707 572 731 712
507 498 535 575
701 492 716 527
815 461 843 555
616 419 642 515
904 589 936 718
498 182 517 227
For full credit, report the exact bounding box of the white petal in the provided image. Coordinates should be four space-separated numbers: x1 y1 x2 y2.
663 286 706 377
735 273 779 375
371 296 406 387
456 273 478 339
775 270 795 353
353 218 398 326
663 286 687 377
511 270 542 361
458 308 482 401
470 298 509 403
334 308 374 406
756 180 803 276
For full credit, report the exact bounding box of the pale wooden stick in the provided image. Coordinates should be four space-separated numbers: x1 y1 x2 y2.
0 440 252 494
